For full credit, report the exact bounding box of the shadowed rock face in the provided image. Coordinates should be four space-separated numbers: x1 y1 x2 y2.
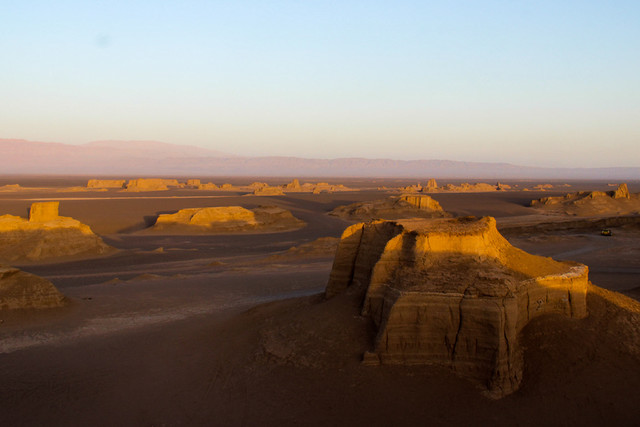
329 194 447 221
150 206 305 233
0 265 65 309
326 216 589 398
0 203 113 263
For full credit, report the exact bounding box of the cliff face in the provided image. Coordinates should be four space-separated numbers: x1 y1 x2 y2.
0 266 65 309
326 217 589 398
0 203 113 263
150 206 305 233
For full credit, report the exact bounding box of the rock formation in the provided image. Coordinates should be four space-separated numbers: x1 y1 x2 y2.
253 186 285 196
86 179 126 189
149 205 305 233
284 179 302 192
0 202 114 263
329 194 447 221
426 178 438 191
0 265 65 309
325 216 589 398
530 183 639 216
198 182 219 190
186 179 201 187
442 182 498 192
124 178 179 192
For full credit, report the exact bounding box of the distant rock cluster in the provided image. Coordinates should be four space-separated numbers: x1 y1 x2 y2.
325 216 589 398
530 183 639 216
330 194 448 221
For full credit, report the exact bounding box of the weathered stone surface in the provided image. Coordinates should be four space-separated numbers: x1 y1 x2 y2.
284 179 302 191
0 203 113 263
530 183 639 216
329 195 447 221
29 202 60 222
0 265 65 309
186 179 201 187
426 178 438 191
198 182 219 190
86 179 126 188
325 216 589 398
124 178 179 192
150 205 305 233
253 186 285 196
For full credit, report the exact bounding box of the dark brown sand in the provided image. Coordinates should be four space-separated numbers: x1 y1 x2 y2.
1 177 640 426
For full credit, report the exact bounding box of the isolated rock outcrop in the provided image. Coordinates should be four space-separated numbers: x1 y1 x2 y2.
530 183 639 216
0 265 65 309
149 205 305 233
325 216 588 398
0 202 113 263
284 179 302 192
329 194 447 221
86 179 126 189
253 186 285 196
198 182 219 190
426 178 438 191
186 179 201 187
124 178 179 192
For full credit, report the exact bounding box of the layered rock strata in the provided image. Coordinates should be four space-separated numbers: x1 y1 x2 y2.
0 265 65 309
0 202 113 263
150 205 305 233
329 194 447 221
325 217 589 398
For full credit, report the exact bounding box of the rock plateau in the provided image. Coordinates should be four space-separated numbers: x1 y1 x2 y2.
325 216 589 397
329 194 448 221
530 183 640 216
0 202 114 263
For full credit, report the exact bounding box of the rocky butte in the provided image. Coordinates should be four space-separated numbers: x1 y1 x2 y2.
148 206 305 233
330 194 448 221
325 216 589 398
530 183 639 216
0 266 65 309
0 202 114 263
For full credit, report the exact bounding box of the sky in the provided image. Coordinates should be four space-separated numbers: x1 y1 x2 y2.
1 1 639 167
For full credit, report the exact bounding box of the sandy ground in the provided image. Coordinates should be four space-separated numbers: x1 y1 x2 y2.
1 177 640 426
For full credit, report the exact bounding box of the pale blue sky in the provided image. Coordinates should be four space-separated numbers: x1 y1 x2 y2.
1 1 638 167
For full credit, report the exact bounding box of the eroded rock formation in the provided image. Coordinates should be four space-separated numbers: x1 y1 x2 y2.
149 205 305 233
530 183 639 216
0 265 65 309
87 179 126 189
329 194 447 221
0 202 113 263
124 178 180 192
253 186 285 196
325 216 589 398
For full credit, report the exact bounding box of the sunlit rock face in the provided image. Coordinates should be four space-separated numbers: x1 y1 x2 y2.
530 183 639 216
0 202 113 263
326 217 589 398
124 178 180 192
86 179 126 189
150 206 305 233
329 194 447 222
0 265 65 309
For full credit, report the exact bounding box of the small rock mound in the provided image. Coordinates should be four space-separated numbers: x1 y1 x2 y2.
0 202 114 263
530 183 639 216
149 205 305 233
325 216 589 398
329 194 447 221
0 265 65 309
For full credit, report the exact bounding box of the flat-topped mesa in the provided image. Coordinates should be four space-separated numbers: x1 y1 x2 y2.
325 216 588 398
86 179 126 189
530 183 638 216
0 202 113 263
0 265 65 309
329 194 447 222
124 178 180 192
29 201 60 222
150 205 305 233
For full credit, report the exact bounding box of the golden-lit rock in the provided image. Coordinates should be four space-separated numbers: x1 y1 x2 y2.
124 178 179 192
531 183 639 216
326 216 588 398
253 186 285 196
0 202 114 263
150 205 305 233
86 179 126 188
330 194 447 221
186 179 201 187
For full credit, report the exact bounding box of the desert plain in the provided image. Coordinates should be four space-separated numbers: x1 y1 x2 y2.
1 176 640 426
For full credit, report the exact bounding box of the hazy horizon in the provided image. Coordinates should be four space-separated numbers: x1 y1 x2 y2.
2 1 639 168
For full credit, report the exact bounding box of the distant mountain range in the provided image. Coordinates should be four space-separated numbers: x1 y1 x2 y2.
1 139 638 180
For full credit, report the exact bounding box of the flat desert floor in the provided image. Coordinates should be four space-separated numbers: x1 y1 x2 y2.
1 177 640 426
